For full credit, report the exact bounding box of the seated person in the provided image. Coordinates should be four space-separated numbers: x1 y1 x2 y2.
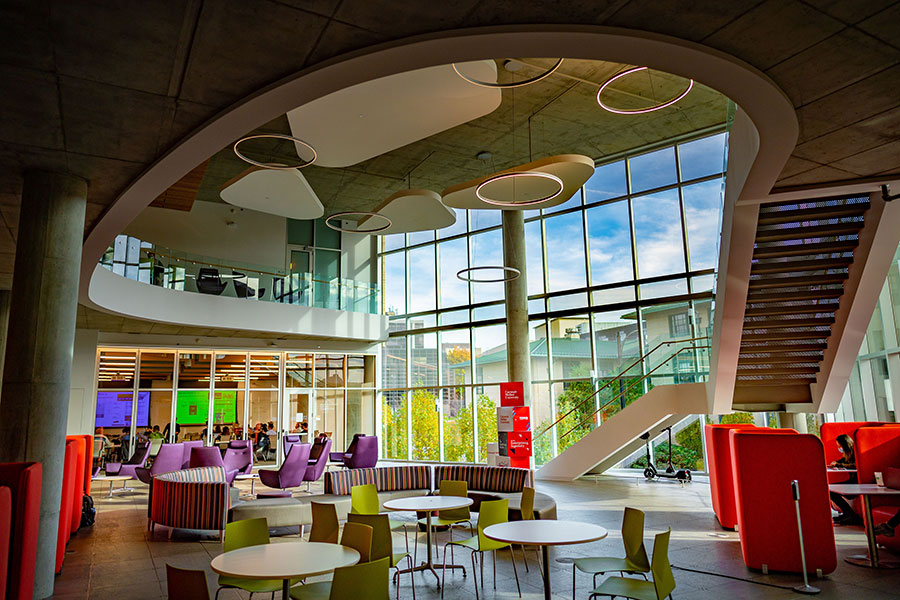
149 425 164 440
829 434 861 525
255 424 271 460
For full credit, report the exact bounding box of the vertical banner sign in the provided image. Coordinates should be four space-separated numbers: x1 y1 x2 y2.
497 382 531 468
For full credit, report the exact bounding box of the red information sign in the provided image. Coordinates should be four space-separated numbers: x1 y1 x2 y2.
500 381 524 407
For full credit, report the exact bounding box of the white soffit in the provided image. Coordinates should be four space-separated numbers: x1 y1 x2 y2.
360 189 456 234
219 167 324 220
442 154 595 210
286 61 501 168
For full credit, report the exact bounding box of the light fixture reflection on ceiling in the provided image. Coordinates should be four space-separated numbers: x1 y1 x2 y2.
452 58 563 88
325 211 393 234
475 171 564 207
233 134 317 169
457 266 521 283
597 66 693 115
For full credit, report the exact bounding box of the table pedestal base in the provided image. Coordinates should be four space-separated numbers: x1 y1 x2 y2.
395 561 465 585
109 482 134 497
845 554 900 569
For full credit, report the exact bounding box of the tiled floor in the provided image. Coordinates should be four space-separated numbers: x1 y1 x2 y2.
54 473 900 599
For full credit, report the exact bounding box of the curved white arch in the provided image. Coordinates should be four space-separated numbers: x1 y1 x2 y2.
80 25 798 317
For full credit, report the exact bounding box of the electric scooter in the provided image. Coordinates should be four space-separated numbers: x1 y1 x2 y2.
640 426 692 482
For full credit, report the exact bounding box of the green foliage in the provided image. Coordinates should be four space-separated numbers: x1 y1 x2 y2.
410 389 439 461
381 394 408 460
630 442 700 471
475 394 498 462
674 419 704 469
806 414 821 437
719 412 755 425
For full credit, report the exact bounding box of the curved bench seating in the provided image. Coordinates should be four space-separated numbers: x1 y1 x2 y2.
150 466 230 538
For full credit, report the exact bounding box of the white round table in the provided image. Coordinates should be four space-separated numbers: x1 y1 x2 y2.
384 495 473 586
210 541 359 600
484 520 608 600
91 474 134 497
235 473 260 495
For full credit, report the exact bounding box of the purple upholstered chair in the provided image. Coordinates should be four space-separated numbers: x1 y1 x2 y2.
190 446 238 484
329 433 364 466
135 443 184 484
105 442 150 478
259 443 311 492
302 438 332 492
227 440 253 474
343 436 378 469
283 434 302 457
223 445 253 478
181 440 204 469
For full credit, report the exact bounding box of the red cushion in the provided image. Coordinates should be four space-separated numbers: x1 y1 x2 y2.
0 486 11 600
65 437 86 535
56 440 78 573
731 432 836 574
855 426 900 484
0 463 41 600
704 424 756 529
68 435 93 497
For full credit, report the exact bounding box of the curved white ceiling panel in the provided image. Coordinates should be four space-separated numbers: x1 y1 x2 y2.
219 167 324 219
287 61 501 168
359 189 456 234
442 154 595 210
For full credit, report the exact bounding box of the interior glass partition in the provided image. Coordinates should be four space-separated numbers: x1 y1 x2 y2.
213 353 246 441
176 352 212 442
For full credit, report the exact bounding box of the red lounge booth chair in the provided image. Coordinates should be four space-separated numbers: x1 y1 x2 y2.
820 422 880 484
65 436 86 536
704 424 756 529
0 486 11 600
731 430 836 574
0 462 41 600
56 440 78 573
852 425 900 552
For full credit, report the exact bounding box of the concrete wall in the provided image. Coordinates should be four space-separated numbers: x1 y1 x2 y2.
341 230 376 285
124 201 288 268
67 329 99 435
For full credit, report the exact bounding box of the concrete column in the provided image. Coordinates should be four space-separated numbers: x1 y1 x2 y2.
502 210 531 406
0 170 86 599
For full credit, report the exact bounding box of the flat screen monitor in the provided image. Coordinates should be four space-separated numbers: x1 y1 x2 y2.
95 391 150 428
176 390 237 425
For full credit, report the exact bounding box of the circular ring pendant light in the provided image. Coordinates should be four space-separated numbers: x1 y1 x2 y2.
457 266 521 283
596 67 694 115
452 58 564 88
475 171 564 207
234 133 317 169
324 211 393 234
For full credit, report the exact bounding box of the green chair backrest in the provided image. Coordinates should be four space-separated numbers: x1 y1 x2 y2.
650 529 675 600
622 507 650 572
520 486 536 521
310 501 340 544
438 479 470 522
341 521 374 563
350 483 380 515
166 564 210 600
476 498 509 552
330 557 390 600
347 513 392 563
224 517 270 552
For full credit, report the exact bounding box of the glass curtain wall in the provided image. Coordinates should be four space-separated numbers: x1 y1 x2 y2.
378 131 728 465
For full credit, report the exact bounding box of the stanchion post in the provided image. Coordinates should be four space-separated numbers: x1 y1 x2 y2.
792 479 820 595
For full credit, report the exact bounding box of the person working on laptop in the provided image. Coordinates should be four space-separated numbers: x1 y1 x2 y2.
829 434 861 525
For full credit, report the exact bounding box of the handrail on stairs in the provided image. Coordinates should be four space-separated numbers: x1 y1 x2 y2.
534 335 710 442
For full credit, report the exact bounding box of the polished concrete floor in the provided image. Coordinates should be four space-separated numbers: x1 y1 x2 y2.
53 473 900 599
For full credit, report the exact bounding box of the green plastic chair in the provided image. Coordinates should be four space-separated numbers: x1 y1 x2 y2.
440 498 520 600
416 480 473 563
216 517 301 599
166 564 210 600
341 521 374 563
310 501 340 544
348 513 414 599
290 557 391 600
350 483 409 551
574 507 651 598
517 486 542 574
589 529 674 600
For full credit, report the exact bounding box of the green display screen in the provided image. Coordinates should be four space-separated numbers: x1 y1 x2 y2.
176 390 237 425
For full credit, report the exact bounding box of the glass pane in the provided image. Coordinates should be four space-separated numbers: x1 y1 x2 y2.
346 355 375 388
285 353 314 388
138 351 174 387
545 211 586 292
693 298 714 339
470 229 504 304
692 274 715 294
346 389 373 441
408 314 435 329
471 210 501 231
642 301 693 351
408 230 434 246
95 391 135 429
175 389 209 441
382 333 407 389
679 132 727 181
178 352 211 389
525 219 544 296
315 389 343 451
249 390 279 463
442 387 473 462
382 234 405 252
472 303 504 321
382 252 406 316
549 316 592 379
98 350 136 389
316 354 345 388
683 178 724 270
587 199 633 286
639 278 688 300
592 285 636 307
408 245 436 313
315 218 340 249
214 353 246 386
553 379 596 455
530 320 549 381
314 248 340 281
212 389 241 431
474 386 499 463
441 329 471 386
249 354 280 389
286 390 311 436
584 160 627 203
290 250 311 274
548 293 588 312
440 309 469 326
473 324 506 384
438 237 469 308
287 218 314 245
411 389 440 461
438 207 467 239
543 188 582 215
381 391 408 460
593 309 641 377
147 391 173 441
629 146 677 194
531 383 553 465
410 332 438 388
633 190 685 278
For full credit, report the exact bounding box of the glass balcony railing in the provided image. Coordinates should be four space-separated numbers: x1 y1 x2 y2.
99 235 380 315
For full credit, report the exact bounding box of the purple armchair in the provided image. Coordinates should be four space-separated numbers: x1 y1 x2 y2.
227 440 253 474
105 442 150 478
135 443 184 484
181 441 204 469
190 447 238 484
329 433 364 466
223 445 253 478
343 436 378 469
259 443 311 492
283 434 302 457
303 438 332 491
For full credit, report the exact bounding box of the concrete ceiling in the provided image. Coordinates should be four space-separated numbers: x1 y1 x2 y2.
2 0 899 336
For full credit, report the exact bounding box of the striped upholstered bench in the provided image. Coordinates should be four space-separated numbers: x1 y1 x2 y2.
150 466 230 539
433 465 556 520
324 465 431 496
